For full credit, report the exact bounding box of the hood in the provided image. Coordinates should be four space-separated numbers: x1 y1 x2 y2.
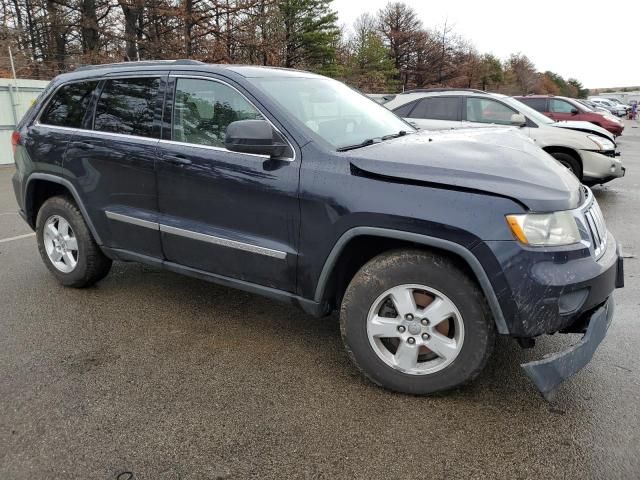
344 128 581 212
553 121 615 143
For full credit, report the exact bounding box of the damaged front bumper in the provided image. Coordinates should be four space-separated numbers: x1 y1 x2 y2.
521 296 615 399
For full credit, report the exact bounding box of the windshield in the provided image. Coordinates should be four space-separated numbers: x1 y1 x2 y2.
247 76 415 150
502 96 555 125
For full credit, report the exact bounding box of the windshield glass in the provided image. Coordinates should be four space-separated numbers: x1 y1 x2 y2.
502 96 555 125
247 76 415 150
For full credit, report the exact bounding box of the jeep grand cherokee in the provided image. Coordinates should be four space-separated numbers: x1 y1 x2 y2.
11 61 624 397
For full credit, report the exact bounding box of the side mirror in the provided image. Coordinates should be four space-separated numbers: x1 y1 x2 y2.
225 119 288 158
570 108 579 115
510 113 527 126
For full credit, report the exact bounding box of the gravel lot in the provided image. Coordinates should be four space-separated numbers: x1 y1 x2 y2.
1 120 639 479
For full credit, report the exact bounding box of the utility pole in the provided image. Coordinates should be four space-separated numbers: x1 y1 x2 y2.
8 47 20 125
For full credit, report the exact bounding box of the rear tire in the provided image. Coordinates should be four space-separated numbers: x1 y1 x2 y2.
36 195 112 287
340 249 495 395
551 152 582 180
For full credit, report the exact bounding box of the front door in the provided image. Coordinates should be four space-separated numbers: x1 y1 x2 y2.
156 75 300 292
548 98 576 122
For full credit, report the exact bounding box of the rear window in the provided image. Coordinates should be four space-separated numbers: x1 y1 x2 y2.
93 77 160 138
409 97 460 121
40 81 98 128
519 97 547 112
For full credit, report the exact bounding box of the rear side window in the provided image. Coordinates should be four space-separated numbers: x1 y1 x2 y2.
94 77 160 138
392 100 418 117
409 97 460 121
519 98 547 112
40 81 98 128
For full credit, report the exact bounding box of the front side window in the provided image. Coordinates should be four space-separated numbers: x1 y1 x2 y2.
466 97 516 125
549 99 575 114
94 77 160 138
409 97 459 121
172 78 263 148
40 81 98 128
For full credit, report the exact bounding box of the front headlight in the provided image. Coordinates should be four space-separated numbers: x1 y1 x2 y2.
505 211 581 246
587 135 615 151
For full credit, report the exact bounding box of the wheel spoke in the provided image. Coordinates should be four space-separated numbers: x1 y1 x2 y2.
423 297 455 327
62 250 76 267
389 286 416 317
57 218 70 237
426 332 458 360
369 315 401 338
46 222 58 239
50 250 63 262
65 235 78 251
394 341 419 371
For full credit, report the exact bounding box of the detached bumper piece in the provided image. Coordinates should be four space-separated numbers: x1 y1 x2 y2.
521 297 615 399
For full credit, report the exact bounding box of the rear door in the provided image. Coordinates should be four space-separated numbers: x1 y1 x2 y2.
402 96 462 130
155 74 300 292
63 73 166 258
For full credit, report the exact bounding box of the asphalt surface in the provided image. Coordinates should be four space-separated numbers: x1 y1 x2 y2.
1 121 639 479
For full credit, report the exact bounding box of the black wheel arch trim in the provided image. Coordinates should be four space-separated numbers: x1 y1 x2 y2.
313 227 510 334
24 173 103 245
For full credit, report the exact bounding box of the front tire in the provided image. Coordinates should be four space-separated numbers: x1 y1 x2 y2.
551 152 582 180
340 249 495 395
36 195 112 287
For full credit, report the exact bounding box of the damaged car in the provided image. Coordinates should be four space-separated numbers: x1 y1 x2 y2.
11 62 624 397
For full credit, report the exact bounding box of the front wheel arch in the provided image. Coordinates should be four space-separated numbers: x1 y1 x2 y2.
314 227 510 335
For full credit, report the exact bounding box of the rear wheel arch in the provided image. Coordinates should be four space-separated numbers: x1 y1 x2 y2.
25 174 103 245
314 227 509 334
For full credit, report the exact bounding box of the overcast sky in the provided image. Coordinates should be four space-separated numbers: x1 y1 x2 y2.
332 0 638 88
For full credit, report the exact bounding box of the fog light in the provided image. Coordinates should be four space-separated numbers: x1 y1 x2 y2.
558 288 589 315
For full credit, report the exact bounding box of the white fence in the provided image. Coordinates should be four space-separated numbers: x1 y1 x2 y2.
1 78 50 165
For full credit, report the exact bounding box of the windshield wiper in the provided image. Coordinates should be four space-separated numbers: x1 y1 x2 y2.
336 138 381 152
336 130 409 152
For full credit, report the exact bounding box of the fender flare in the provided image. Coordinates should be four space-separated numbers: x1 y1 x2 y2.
313 227 509 334
24 173 103 245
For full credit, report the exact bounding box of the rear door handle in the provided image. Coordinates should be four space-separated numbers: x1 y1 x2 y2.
76 141 97 150
164 154 192 166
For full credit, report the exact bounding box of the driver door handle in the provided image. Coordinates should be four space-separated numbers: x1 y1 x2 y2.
164 154 192 166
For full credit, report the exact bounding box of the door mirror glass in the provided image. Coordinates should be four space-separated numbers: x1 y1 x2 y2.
225 120 288 158
510 113 527 126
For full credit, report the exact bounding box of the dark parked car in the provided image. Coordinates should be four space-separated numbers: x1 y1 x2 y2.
516 95 625 136
11 61 624 397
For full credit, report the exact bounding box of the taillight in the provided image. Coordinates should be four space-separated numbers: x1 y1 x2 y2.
11 131 20 156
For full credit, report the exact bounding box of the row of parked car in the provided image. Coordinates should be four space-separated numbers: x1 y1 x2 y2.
380 90 626 185
586 96 633 117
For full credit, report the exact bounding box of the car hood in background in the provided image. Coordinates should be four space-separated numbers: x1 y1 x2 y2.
553 121 615 143
345 128 581 212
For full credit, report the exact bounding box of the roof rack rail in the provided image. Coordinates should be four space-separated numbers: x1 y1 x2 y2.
74 59 205 72
401 88 489 94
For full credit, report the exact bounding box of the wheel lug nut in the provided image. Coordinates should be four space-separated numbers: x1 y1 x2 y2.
421 318 429 326
405 314 414 321
407 337 415 344
397 325 406 333
422 333 430 340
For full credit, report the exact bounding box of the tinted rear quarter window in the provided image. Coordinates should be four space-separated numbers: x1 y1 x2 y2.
409 97 459 120
392 100 418 117
519 98 547 112
40 81 99 127
94 77 160 138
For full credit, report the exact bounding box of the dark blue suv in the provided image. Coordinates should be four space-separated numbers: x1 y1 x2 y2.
11 61 624 397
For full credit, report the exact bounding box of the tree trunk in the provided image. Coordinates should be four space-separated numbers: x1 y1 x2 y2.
81 0 99 57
